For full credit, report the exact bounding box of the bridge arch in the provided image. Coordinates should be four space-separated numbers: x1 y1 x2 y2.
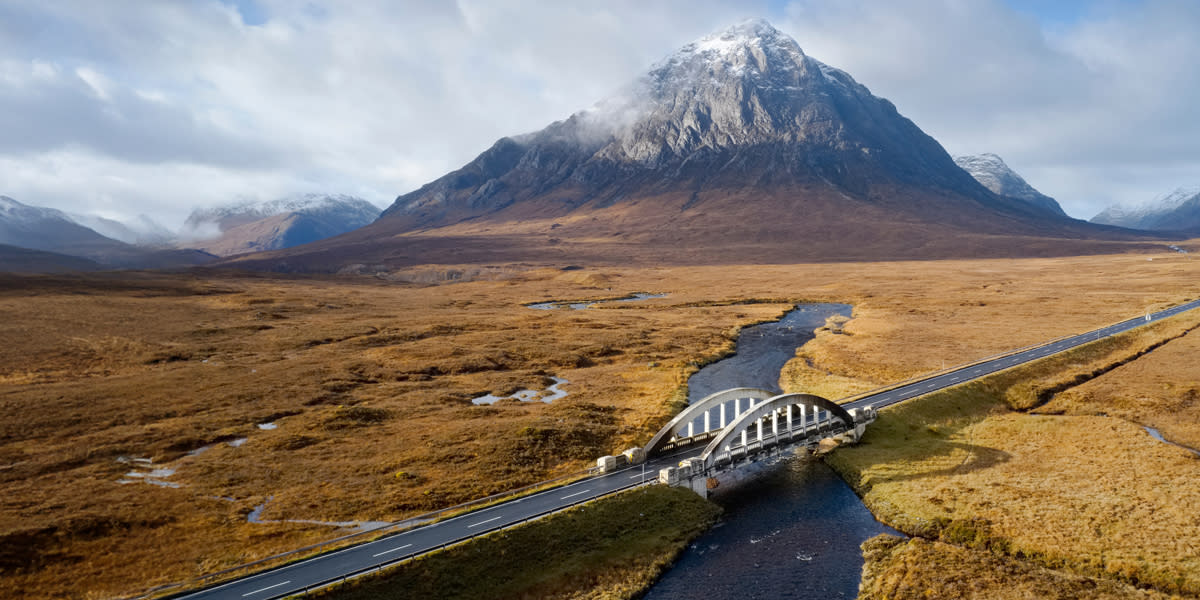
699 393 854 470
643 388 775 457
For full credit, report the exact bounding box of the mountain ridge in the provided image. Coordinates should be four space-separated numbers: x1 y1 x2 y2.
1092 187 1200 232
182 193 380 256
226 19 1165 272
379 19 1040 231
0 196 214 269
953 153 1066 217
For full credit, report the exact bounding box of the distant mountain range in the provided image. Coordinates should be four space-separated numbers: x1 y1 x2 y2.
0 196 213 270
1091 187 1200 232
0 194 380 272
229 19 1158 272
0 243 102 273
180 194 380 256
68 213 175 247
953 154 1066 217
2 20 1175 274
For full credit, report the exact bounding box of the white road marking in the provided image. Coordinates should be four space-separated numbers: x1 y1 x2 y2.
242 581 291 597
561 489 592 500
467 516 502 528
372 543 412 558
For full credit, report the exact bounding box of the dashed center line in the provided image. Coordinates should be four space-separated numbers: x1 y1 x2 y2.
242 581 291 597
372 543 412 558
560 489 592 500
467 516 502 529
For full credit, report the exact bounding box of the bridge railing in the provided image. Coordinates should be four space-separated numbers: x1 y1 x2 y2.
142 466 599 600
708 419 849 468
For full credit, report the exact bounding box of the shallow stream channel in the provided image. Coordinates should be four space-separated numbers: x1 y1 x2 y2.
643 303 901 599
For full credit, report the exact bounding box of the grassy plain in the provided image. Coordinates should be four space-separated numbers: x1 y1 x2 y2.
1043 330 1200 451
858 535 1171 600
827 311 1200 596
316 485 720 600
1 251 1198 598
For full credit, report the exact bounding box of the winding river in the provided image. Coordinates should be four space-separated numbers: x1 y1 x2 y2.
644 303 900 599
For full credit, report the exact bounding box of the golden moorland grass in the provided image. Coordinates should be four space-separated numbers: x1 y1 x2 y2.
1043 330 1200 451
314 485 720 600
827 311 1200 596
1 251 1198 598
858 535 1172 600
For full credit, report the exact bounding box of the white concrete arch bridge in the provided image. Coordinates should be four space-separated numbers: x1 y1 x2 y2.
599 388 877 496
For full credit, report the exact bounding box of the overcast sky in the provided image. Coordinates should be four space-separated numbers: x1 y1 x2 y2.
1 0 1197 226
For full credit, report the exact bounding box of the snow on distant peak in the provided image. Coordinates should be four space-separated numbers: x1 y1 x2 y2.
254 193 372 215
181 193 381 242
1099 185 1200 215
1153 186 1200 210
0 195 72 224
953 153 1066 216
675 18 801 61
692 20 778 54
189 194 379 225
1091 185 1200 229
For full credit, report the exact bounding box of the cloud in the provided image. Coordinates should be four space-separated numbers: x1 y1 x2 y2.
0 59 289 167
0 0 1197 225
775 0 1200 217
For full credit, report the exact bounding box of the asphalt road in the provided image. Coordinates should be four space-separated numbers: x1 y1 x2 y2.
177 447 701 600
177 297 1200 600
842 298 1200 413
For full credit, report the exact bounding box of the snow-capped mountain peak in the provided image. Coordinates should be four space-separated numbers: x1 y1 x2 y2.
179 193 380 256
184 193 380 234
0 195 72 225
1152 186 1200 211
1091 186 1200 231
680 18 798 59
379 18 1068 246
952 153 1066 216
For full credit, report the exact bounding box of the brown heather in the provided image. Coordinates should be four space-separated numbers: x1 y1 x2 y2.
0 250 1198 598
858 535 1173 600
826 310 1200 597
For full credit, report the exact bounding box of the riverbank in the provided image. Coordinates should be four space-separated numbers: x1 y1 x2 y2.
826 310 1200 597
313 485 720 600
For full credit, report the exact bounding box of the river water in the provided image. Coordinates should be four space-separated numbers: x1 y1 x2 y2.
644 303 900 600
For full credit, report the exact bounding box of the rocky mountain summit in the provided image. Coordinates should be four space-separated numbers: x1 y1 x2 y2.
230 20 1156 271
183 194 379 256
954 154 1066 216
381 19 1050 231
0 196 102 251
1091 187 1200 232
